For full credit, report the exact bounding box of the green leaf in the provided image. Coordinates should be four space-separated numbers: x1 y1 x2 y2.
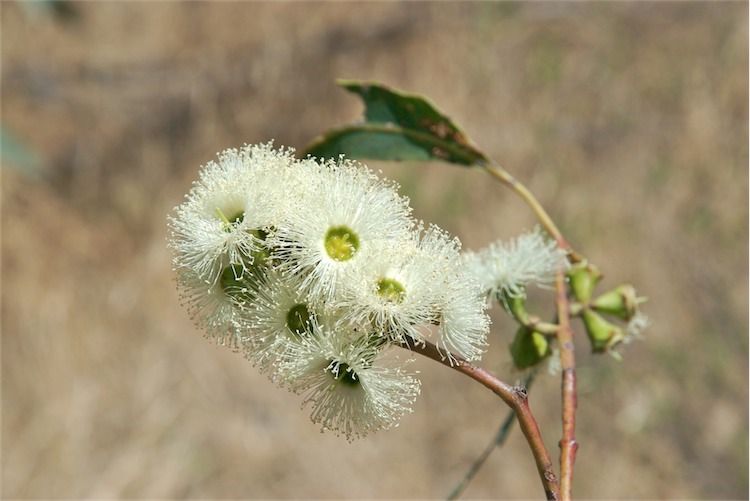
302 80 488 166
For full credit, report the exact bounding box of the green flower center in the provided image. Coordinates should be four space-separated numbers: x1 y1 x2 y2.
215 207 245 232
377 278 406 303
227 210 245 225
219 263 255 302
285 303 313 338
324 226 360 261
330 362 360 386
252 227 269 241
249 228 271 267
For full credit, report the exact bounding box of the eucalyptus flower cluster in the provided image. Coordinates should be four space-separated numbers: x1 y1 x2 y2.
168 143 490 439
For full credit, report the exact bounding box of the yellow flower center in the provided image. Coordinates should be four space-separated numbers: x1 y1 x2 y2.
377 278 406 303
324 226 360 261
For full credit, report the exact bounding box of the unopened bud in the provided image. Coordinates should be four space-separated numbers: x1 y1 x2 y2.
567 262 602 303
581 309 624 353
500 291 530 325
591 284 646 321
510 325 550 369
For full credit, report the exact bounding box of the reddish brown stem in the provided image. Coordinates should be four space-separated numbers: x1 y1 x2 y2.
555 271 578 501
482 163 582 263
402 337 560 500
481 160 581 498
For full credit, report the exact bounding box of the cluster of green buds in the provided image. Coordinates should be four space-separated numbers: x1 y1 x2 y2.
468 244 648 369
567 262 648 357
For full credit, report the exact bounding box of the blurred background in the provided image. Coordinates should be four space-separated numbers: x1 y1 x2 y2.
2 2 747 499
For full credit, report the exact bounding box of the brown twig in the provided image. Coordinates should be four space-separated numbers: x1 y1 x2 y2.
555 271 578 501
446 369 538 500
482 163 583 264
480 159 582 499
401 337 559 500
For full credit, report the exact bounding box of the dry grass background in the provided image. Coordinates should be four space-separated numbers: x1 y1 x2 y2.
2 2 748 499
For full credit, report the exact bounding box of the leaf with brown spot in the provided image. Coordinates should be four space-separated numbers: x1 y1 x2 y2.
302 80 488 167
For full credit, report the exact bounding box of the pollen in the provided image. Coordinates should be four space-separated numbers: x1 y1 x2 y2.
376 278 406 303
324 226 360 261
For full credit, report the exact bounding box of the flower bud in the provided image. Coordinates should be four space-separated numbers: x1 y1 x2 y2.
510 325 550 369
581 309 624 353
500 291 530 325
566 262 602 303
591 284 646 321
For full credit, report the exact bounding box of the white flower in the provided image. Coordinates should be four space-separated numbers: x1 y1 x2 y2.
464 226 568 299
240 270 323 374
271 158 415 303
337 226 457 344
175 264 259 350
279 328 421 440
435 265 491 363
168 143 299 283
170 142 503 439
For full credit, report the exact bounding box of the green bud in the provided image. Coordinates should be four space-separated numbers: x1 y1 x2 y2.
568 301 585 317
567 262 602 303
591 284 646 321
500 291 530 325
581 309 625 353
510 325 551 369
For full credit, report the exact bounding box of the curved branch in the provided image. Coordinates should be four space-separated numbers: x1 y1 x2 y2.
480 157 582 499
400 337 559 500
482 163 583 264
447 369 538 500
